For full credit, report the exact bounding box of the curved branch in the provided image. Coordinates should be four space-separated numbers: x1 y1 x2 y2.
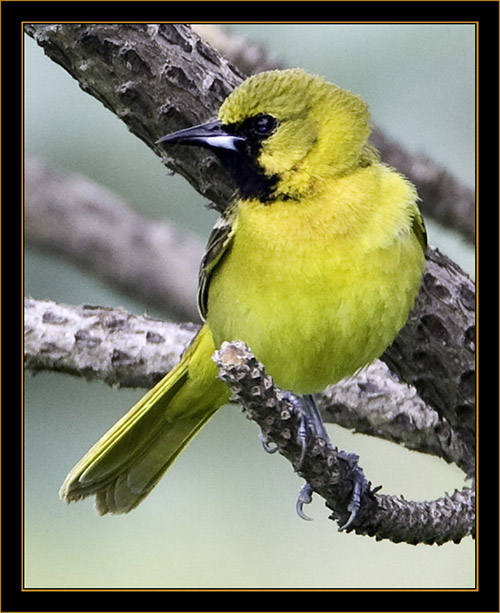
213 340 475 545
23 23 476 541
25 298 475 543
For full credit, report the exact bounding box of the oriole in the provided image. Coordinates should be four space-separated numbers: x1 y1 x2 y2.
60 68 426 515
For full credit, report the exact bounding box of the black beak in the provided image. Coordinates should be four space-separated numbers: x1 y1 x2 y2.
156 119 245 152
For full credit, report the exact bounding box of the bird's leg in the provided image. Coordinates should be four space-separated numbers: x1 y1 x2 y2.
296 411 308 466
257 390 365 526
278 391 309 464
281 392 331 463
302 394 330 442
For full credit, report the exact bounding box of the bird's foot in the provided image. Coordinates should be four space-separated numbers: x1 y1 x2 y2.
259 391 365 527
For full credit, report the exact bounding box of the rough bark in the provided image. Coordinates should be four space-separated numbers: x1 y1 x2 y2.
23 298 199 388
24 298 475 544
24 22 242 209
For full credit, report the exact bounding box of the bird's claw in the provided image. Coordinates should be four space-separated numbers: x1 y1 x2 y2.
338 464 365 531
259 430 278 454
296 481 313 521
285 392 330 469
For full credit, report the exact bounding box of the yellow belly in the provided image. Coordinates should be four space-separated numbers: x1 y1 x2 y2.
206 181 424 394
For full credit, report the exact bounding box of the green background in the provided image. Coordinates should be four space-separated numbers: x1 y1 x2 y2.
24 24 475 589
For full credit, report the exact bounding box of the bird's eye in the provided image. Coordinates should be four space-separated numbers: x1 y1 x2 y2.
250 114 277 137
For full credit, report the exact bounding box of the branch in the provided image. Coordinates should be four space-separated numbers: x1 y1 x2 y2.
383 246 476 475
24 22 242 210
25 299 475 542
25 23 475 240
25 157 202 321
213 340 475 545
24 297 198 388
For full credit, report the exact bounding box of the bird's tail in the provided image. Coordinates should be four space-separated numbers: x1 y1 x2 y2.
59 324 230 514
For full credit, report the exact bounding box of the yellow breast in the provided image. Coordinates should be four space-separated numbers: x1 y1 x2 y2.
206 164 424 393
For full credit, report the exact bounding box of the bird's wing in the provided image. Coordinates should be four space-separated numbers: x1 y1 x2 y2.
197 204 238 320
412 208 427 252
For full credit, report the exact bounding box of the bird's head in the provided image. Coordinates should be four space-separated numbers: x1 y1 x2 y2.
158 68 373 201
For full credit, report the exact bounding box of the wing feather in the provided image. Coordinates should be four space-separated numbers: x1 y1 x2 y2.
197 205 238 320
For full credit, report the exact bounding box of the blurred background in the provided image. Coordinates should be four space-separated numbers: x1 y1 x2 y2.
24 24 475 589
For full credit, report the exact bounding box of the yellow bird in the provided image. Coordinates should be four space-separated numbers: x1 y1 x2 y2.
60 68 426 516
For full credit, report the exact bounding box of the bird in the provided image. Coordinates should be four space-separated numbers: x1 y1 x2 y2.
60 68 426 517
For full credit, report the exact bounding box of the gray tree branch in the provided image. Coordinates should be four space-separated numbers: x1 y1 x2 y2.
25 298 475 544
25 157 202 322
25 22 242 209
24 297 199 388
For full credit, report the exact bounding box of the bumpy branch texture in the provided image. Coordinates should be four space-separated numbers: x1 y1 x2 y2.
25 22 242 208
24 298 475 545
24 298 199 388
383 247 475 476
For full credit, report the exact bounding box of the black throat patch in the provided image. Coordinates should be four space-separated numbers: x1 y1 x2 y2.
212 146 278 202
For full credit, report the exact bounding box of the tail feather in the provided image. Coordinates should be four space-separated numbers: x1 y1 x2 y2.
60 325 229 514
95 409 218 515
